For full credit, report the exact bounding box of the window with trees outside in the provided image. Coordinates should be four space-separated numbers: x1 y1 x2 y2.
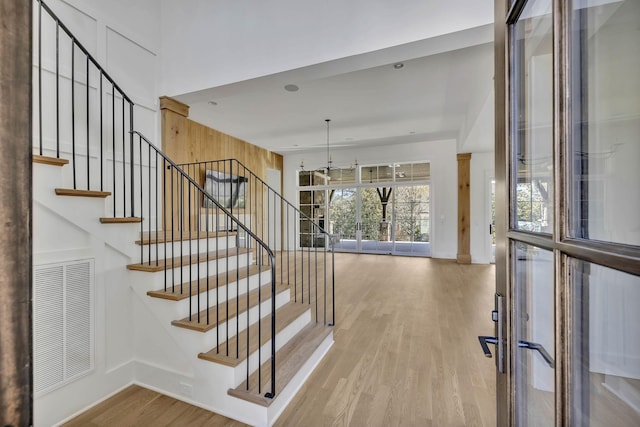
298 162 430 256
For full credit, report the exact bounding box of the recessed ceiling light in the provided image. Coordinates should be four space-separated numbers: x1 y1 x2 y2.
293 144 299 147
284 84 299 92
345 137 354 141
409 131 416 135
393 63 404 70
208 100 218 106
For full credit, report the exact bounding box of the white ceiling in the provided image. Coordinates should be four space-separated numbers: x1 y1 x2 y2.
175 26 495 156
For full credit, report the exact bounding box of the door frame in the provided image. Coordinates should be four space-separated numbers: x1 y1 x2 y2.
495 0 640 425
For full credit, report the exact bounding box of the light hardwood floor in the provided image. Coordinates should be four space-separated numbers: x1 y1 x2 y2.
64 253 496 426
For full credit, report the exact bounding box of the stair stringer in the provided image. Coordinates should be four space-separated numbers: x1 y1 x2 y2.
130 274 317 426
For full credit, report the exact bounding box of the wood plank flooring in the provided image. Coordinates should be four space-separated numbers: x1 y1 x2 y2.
275 253 496 427
64 253 496 426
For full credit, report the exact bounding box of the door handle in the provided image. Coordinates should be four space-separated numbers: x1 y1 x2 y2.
478 336 499 358
518 340 555 368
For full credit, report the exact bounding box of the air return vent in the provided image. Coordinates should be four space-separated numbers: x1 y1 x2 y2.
34 259 94 395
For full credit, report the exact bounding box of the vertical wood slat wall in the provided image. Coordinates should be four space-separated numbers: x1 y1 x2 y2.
160 96 284 236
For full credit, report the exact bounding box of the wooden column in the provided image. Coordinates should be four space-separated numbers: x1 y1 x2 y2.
457 153 472 264
0 0 33 425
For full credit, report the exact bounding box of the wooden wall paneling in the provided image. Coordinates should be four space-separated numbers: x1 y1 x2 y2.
160 97 283 242
457 153 472 264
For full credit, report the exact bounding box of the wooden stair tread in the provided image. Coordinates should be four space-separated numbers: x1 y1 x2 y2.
147 264 270 301
127 247 249 272
198 301 310 366
136 230 237 245
55 188 111 198
100 217 142 224
33 155 69 166
228 322 333 406
171 282 289 333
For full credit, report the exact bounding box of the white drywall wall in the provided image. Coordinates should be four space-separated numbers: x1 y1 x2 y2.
283 139 459 259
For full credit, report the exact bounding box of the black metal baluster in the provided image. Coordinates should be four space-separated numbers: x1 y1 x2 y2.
268 254 277 399
164 158 167 292
307 241 311 306
331 249 335 325
130 104 135 217
99 73 102 190
225 184 229 357
122 97 126 215
294 214 297 303
215 195 220 353
257 251 262 393
112 83 115 216
197 182 201 324
315 229 318 322
180 176 184 295
38 1 43 155
246 228 250 388
301 219 304 304
236 218 240 358
155 151 159 266
86 55 89 190
71 41 76 188
148 145 151 265
280 196 283 284
287 203 290 285
324 235 327 324
171 166 175 293
139 136 143 263
55 23 60 158
206 191 210 325
188 180 193 321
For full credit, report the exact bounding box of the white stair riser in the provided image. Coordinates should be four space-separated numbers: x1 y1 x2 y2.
130 253 253 290
172 290 291 357
145 270 274 321
231 308 311 387
140 235 238 260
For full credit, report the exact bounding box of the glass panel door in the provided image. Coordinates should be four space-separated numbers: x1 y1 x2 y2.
392 185 430 256
496 0 640 425
328 187 358 251
514 243 555 426
359 187 387 253
569 260 640 426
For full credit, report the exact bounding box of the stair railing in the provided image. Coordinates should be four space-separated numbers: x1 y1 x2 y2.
178 159 336 327
35 0 280 399
35 0 135 218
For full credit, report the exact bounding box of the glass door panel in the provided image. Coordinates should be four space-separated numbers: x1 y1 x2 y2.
514 243 555 426
392 185 430 256
569 0 640 246
328 187 358 251
359 187 386 253
570 259 640 426
512 0 554 234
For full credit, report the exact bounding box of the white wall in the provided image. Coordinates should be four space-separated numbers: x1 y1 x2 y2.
283 140 459 259
159 0 493 96
470 151 495 264
33 0 162 425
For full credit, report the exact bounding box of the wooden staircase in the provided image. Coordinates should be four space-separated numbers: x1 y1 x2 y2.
33 154 334 426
